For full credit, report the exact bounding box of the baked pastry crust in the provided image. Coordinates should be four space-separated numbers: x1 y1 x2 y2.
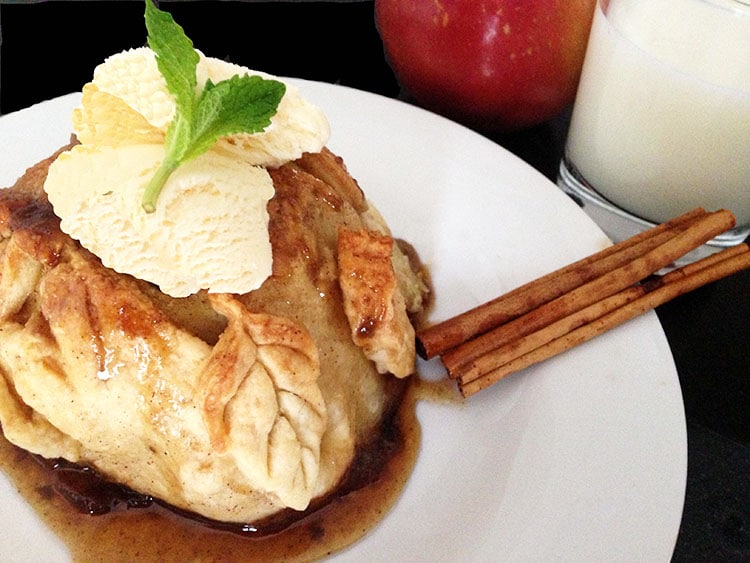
0 146 428 523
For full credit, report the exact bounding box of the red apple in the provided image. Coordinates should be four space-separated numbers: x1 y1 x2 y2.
374 0 597 131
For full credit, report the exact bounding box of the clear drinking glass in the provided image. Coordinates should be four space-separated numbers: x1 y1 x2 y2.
558 0 750 261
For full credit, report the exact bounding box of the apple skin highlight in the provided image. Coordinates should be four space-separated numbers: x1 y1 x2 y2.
375 0 596 131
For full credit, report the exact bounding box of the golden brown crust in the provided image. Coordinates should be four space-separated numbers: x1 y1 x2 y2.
0 147 428 522
337 228 416 378
294 147 367 213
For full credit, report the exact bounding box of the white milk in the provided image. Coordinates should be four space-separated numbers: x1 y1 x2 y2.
565 0 750 226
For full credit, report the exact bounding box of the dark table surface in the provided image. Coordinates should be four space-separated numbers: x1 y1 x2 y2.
1 2 748 561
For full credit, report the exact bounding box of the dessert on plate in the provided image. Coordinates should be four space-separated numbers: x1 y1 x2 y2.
0 0 429 551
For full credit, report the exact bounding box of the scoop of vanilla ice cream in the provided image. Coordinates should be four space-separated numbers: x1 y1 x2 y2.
89 47 176 129
82 47 330 166
45 144 275 298
44 46 331 298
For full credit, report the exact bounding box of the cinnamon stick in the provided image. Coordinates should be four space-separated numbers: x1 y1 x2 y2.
416 207 709 359
458 243 750 397
440 209 736 375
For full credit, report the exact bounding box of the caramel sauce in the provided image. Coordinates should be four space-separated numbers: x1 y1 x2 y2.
0 380 423 562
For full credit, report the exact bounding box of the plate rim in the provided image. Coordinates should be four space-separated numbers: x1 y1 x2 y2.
0 81 687 562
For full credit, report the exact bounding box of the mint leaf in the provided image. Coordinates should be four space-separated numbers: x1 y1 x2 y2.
145 0 197 117
184 76 286 162
141 0 285 213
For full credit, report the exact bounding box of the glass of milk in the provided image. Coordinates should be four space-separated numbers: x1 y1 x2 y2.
558 0 750 259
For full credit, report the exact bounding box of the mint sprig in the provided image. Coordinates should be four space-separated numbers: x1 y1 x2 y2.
142 0 286 212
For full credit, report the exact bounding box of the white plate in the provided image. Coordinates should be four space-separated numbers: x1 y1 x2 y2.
0 80 686 562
